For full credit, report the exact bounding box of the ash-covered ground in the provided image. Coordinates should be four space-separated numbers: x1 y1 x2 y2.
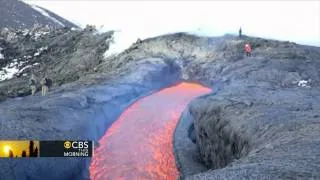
1 28 320 179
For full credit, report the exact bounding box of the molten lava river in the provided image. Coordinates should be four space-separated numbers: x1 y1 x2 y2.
90 82 211 180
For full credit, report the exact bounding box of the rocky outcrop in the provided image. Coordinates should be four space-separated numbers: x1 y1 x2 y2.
191 100 250 170
0 26 113 100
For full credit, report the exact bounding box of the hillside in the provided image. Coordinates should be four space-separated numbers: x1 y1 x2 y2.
0 0 78 29
0 25 113 101
0 30 320 179
100 33 320 179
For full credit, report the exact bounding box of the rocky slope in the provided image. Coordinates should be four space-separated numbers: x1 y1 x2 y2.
0 25 113 101
0 30 320 179
0 0 78 29
0 56 179 180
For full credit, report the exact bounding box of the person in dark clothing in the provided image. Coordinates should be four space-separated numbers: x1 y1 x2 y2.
29 74 37 95
40 76 52 96
239 27 242 38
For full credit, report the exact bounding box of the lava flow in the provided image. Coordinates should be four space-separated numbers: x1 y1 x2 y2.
90 82 211 180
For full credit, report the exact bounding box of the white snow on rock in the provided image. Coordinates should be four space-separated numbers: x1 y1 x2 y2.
298 80 311 88
0 66 19 81
18 63 40 73
0 59 39 81
0 47 4 59
34 31 49 40
34 46 48 57
22 29 30 36
34 52 40 57
22 55 32 59
71 27 81 31
30 5 65 27
18 65 32 73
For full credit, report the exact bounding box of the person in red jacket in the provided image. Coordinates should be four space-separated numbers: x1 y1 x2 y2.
244 43 252 57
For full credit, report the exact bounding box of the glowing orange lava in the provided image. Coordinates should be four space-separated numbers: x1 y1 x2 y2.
90 82 211 180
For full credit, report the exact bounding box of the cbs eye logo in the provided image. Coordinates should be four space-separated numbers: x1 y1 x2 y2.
64 141 89 149
64 141 72 149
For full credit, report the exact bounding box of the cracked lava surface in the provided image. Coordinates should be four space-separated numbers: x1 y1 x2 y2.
90 82 212 180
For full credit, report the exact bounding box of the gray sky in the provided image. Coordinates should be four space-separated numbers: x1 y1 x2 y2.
24 0 320 52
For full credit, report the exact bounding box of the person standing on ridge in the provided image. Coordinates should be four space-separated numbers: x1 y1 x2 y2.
239 27 242 38
29 74 37 95
40 76 52 96
244 43 252 57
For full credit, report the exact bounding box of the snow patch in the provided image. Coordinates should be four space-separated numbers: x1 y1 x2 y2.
34 52 40 57
19 65 32 73
71 27 81 31
298 80 311 88
34 46 48 57
23 55 32 59
0 66 19 81
22 29 29 36
31 5 65 27
0 47 4 59
0 59 39 81
34 31 49 40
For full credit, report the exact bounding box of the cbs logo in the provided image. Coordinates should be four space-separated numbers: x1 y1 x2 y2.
64 141 72 149
64 141 89 149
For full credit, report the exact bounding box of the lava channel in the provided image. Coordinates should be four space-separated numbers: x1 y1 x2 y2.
90 82 211 180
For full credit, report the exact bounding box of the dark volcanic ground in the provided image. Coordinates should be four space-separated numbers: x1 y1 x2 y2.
0 56 180 180
0 30 320 179
174 58 320 179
